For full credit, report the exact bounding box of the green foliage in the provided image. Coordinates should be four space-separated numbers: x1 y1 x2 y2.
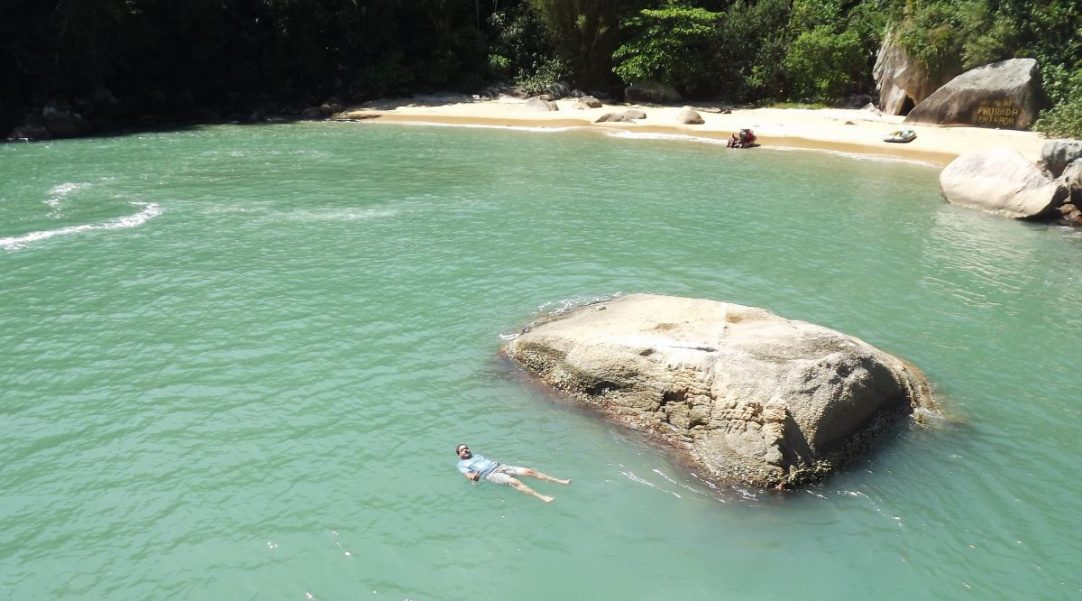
1034 67 1082 139
784 27 865 102
527 0 632 90
1 0 522 131
487 2 568 91
788 0 842 29
893 0 1017 78
611 2 722 95
768 101 830 110
714 0 793 102
781 0 879 102
1040 64 1082 108
1034 98 1082 140
3 0 1080 136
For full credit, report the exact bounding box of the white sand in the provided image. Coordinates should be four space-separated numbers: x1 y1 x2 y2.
336 94 1047 166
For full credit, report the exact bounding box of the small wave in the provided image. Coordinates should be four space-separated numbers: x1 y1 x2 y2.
767 144 939 167
1 203 162 251
44 182 91 213
619 468 682 499
604 130 728 146
358 120 587 134
652 468 709 497
500 293 623 340
276 208 399 222
536 293 621 317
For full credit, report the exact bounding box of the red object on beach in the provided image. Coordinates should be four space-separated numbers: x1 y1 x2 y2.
727 129 758 149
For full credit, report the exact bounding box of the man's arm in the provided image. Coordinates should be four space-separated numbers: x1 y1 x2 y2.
464 471 480 481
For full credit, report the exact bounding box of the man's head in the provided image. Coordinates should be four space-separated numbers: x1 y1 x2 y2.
455 443 471 459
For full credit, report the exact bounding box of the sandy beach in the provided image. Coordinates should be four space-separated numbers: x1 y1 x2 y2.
336 94 1047 166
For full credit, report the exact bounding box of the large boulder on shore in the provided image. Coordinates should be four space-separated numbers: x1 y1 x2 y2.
940 148 1068 219
503 294 933 489
573 96 603 110
525 96 559 111
873 29 956 115
676 107 705 125
905 58 1044 129
595 110 647 123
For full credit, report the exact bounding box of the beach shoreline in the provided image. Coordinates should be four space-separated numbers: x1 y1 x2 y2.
336 94 1047 167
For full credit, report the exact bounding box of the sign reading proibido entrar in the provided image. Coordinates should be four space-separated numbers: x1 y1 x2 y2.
974 99 1023 128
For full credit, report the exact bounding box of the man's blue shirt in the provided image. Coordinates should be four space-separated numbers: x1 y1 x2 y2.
457 454 499 479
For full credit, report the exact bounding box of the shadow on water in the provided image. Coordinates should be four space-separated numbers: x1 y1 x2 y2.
0 115 329 145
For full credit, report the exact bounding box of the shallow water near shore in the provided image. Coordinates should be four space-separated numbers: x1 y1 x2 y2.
2 122 1080 601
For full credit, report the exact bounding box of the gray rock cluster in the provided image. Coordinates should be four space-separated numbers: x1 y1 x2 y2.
503 294 934 489
595 110 647 123
300 100 343 119
1042 140 1082 223
525 97 559 112
939 141 1082 224
573 96 603 110
8 103 94 141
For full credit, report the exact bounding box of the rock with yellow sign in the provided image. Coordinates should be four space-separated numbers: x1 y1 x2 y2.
905 58 1043 130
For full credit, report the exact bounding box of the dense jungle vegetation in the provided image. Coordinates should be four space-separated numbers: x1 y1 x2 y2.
2 0 1080 137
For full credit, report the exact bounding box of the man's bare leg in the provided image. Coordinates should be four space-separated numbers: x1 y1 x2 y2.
521 468 571 485
509 478 554 503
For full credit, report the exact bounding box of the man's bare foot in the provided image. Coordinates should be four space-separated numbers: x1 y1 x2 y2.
556 478 571 485
540 495 554 503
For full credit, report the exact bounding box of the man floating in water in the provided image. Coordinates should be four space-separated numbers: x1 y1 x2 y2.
455 443 570 503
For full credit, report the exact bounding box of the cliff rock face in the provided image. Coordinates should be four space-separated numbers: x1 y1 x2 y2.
503 294 933 489
905 58 1044 129
940 148 1068 219
873 30 953 115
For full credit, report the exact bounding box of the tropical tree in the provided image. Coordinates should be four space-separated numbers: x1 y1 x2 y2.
612 1 723 97
527 0 632 90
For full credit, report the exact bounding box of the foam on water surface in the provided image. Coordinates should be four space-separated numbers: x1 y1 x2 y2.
0 202 162 251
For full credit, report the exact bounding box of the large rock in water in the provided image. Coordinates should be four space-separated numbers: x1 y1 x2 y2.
905 58 1044 129
940 148 1068 219
503 294 933 489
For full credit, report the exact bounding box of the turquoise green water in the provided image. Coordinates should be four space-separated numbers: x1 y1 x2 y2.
2 122 1080 600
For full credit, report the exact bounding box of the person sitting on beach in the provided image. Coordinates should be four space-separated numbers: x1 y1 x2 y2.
455 443 570 503
727 129 757 148
739 128 756 146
